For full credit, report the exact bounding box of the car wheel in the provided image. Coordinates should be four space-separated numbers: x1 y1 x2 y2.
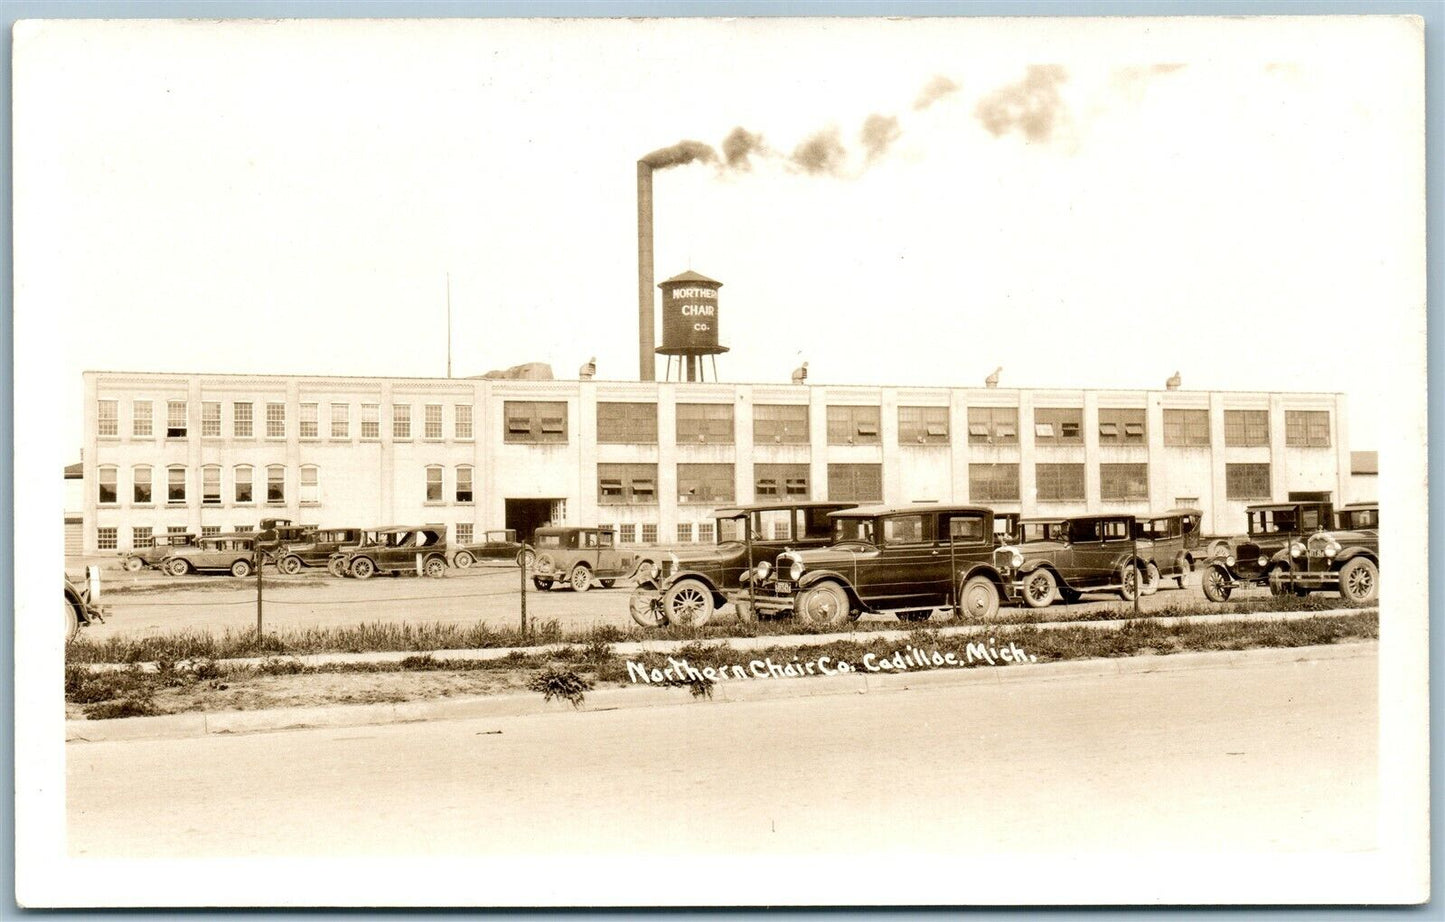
517 548 535 569
66 598 81 642
599 579 616 589
1142 562 1161 596
351 557 376 580
533 577 553 591
1337 558 1378 604
453 551 474 570
957 575 1000 621
1176 557 1193 589
663 578 715 627
231 559 252 578
166 558 190 577
421 556 445 578
1022 569 1056 609
795 581 850 627
124 556 144 573
278 555 303 576
569 565 592 593
1268 567 1291 597
1201 564 1232 602
629 587 665 628
327 557 347 578
897 610 932 622
1118 565 1140 602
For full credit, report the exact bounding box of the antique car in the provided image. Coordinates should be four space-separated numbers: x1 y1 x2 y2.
118 532 198 572
332 525 449 579
451 529 535 569
530 526 649 592
1133 508 1203 590
255 517 317 565
326 528 384 577
1267 502 1378 603
275 527 365 575
996 514 1155 608
65 574 107 641
1200 500 1334 602
160 533 259 578
743 504 1012 625
629 501 857 627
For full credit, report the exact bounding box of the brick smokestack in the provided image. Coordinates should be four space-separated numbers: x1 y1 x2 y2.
637 161 655 382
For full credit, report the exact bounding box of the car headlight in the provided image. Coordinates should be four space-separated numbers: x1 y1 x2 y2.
1226 555 1235 567
1290 542 1305 558
1257 556 1268 567
789 559 804 580
1323 537 1341 558
1009 549 1024 569
755 560 772 581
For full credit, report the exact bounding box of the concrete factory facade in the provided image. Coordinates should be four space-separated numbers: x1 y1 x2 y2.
76 369 1354 555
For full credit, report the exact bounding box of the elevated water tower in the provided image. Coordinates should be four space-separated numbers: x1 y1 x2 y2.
656 270 729 382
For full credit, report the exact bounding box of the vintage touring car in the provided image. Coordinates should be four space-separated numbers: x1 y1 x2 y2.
997 514 1155 608
1266 502 1378 603
1200 501 1334 602
331 525 450 579
530 526 649 592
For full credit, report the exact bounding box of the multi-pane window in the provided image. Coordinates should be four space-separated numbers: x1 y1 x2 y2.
234 524 255 534
266 402 286 438
201 526 221 537
96 527 118 551
827 405 881 445
1100 463 1149 501
393 404 412 439
676 403 734 443
967 407 1018 444
456 466 474 503
754 404 810 444
300 465 319 504
597 402 658 444
1098 408 1146 445
1224 410 1269 447
234 466 253 504
597 463 658 504
969 463 1020 501
167 466 186 504
167 400 188 438
618 524 637 544
1163 409 1210 447
698 522 715 544
202 401 222 437
504 401 568 443
677 464 735 504
132 526 153 549
1033 408 1083 445
330 403 349 438
677 523 694 543
266 465 285 504
300 403 319 439
1226 463 1272 500
455 404 473 440
899 406 949 445
361 404 380 439
425 466 444 502
1285 410 1331 448
202 465 222 505
827 464 882 502
1035 463 1085 501
233 402 253 437
167 525 189 536
425 404 443 439
755 463 809 499
641 524 658 544
97 466 118 504
132 400 153 437
456 524 473 545
132 465 152 504
97 400 118 437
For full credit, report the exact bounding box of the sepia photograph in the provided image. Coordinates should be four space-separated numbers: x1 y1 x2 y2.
12 10 1430 907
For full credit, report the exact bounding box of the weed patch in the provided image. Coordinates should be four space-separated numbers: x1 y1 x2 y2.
527 667 593 708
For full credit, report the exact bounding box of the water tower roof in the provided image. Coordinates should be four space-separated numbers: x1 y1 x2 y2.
659 270 722 287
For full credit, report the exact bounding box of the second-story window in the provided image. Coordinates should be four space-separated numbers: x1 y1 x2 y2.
132 400 153 437
827 405 881 445
97 400 118 437
597 402 658 444
361 404 379 439
676 403 733 443
233 402 253 437
201 401 222 437
754 404 809 444
266 402 286 438
300 403 319 439
899 406 949 445
504 401 568 443
1286 410 1331 448
1163 409 1210 447
967 407 1018 444
393 404 412 439
330 403 349 438
455 404 474 440
167 400 187 438
425 404 443 439
1098 408 1146 445
1033 408 1083 445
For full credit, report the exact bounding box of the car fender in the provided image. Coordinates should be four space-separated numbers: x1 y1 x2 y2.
1333 547 1378 568
625 557 660 585
958 563 1008 595
795 570 863 609
663 570 726 605
1017 559 1065 588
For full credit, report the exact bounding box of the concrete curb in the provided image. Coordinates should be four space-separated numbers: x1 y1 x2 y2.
65 640 1376 744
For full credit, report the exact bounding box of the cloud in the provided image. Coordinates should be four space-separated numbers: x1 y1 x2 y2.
975 64 1069 143
859 114 902 163
790 127 848 176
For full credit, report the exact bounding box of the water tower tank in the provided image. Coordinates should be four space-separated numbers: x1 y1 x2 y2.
656 270 729 382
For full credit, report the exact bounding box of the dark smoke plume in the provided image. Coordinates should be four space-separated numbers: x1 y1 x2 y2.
859 114 902 163
975 64 1068 142
912 75 960 111
721 127 767 171
790 127 847 176
641 139 718 170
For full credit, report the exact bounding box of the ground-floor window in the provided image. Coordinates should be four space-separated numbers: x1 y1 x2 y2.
1100 463 1149 501
131 526 153 549
1035 463 1085 502
641 523 658 544
618 524 637 544
677 523 694 543
969 463 1020 502
1226 463 1271 500
456 523 473 544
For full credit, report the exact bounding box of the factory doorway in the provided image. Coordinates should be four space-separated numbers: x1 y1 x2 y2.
506 499 563 543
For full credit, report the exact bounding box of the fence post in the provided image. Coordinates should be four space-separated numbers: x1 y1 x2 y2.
255 547 264 640
519 553 528 636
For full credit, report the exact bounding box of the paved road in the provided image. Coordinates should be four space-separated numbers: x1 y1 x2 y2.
68 647 1376 859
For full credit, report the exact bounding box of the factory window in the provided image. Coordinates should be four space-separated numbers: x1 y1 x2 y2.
677 523 694 543
200 401 221 438
1163 409 1210 447
618 524 637 544
265 402 285 439
754 404 810 444
827 464 882 503
425 404 443 440
899 406 949 445
233 402 253 438
132 465 153 504
1226 463 1272 500
1033 408 1083 445
678 464 735 504
641 524 658 544
597 402 658 444
1035 463 1085 502
1224 410 1269 447
755 463 809 499
425 465 443 503
300 465 319 505
167 400 188 439
1100 463 1149 501
97 400 118 437
202 466 222 506
97 466 118 505
455 524 473 545
234 466 253 504
300 403 319 439
967 406 1018 444
202 526 221 538
455 466 474 503
698 522 715 544
96 527 118 551
131 400 153 437
168 465 187 504
266 465 285 504
597 463 658 505
676 403 734 443
504 401 569 443
827 405 881 445
132 526 153 550
330 403 349 438
455 404 473 440
234 525 254 534
1098 408 1146 445
393 404 412 440
969 463 1020 502
361 404 379 440
1286 410 1331 448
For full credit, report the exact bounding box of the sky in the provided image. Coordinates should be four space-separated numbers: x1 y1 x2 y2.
13 15 1426 456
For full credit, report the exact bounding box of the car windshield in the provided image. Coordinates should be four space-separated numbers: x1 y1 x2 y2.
833 517 876 544
716 517 747 544
486 531 513 542
1249 509 1297 535
755 509 793 541
1339 508 1378 529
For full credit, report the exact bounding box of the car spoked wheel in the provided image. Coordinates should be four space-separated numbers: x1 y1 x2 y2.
453 551 474 570
629 587 665 628
278 555 303 576
327 557 347 578
517 548 535 570
1337 558 1378 604
1142 562 1160 596
1022 569 1056 609
958 576 1001 621
663 579 714 627
424 556 447 578
1201 564 1232 602
795 582 849 627
124 556 144 573
230 559 252 578
166 558 189 577
569 565 592 592
350 557 376 580
1118 565 1140 603
1176 558 1193 589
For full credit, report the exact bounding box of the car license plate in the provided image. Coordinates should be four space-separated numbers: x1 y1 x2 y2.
1307 549 1327 558
775 581 792 593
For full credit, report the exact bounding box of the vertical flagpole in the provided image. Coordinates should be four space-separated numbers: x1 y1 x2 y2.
446 272 453 378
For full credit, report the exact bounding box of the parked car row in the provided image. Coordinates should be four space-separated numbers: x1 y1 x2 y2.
1201 501 1379 605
